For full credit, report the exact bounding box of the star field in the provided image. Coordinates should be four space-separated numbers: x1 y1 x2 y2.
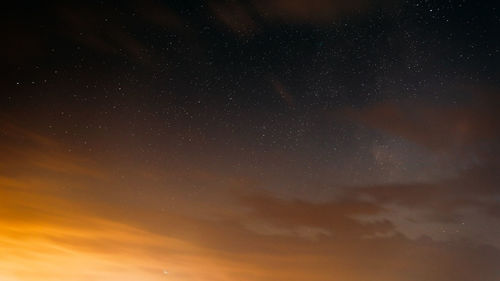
1 0 499 280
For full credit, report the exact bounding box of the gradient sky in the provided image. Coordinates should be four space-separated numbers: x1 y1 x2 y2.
1 1 500 280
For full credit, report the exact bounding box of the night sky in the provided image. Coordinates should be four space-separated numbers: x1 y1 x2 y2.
1 0 500 280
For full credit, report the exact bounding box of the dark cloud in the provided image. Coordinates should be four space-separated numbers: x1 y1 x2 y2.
346 93 500 151
133 0 184 29
59 7 145 58
210 1 257 35
271 79 295 107
210 0 396 34
252 0 380 22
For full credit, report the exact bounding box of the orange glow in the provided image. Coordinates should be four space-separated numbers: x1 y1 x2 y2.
1 119 499 281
